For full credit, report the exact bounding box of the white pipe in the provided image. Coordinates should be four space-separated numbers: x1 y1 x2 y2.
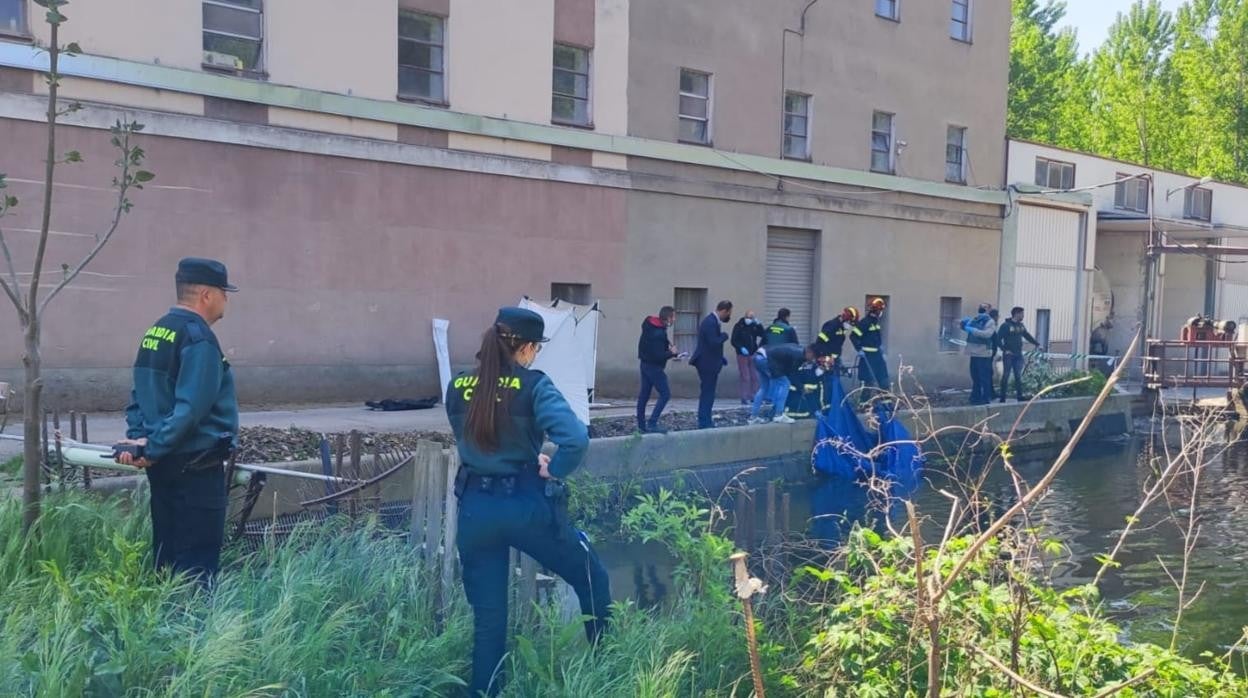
4 433 365 486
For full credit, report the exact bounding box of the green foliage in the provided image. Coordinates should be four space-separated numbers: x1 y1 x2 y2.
566 472 641 540
5 490 1245 696
622 488 735 601
1010 0 1248 184
791 527 1248 696
0 456 20 476
0 492 471 697
1009 0 1088 146
1022 355 1107 399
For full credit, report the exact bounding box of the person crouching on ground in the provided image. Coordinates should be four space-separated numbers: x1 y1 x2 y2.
748 342 806 425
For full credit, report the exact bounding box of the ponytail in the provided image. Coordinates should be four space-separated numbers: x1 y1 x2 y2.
464 323 526 452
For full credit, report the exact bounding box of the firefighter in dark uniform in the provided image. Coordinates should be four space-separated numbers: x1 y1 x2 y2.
815 306 861 370
852 298 889 398
446 307 611 696
116 258 238 585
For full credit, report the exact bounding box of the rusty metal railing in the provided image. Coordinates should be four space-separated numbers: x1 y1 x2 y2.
1142 340 1248 389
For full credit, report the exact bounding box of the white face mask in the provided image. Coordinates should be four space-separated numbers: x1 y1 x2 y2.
744 318 755 325
515 344 538 368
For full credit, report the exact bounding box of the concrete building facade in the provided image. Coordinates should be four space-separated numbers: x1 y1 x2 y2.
0 0 1011 409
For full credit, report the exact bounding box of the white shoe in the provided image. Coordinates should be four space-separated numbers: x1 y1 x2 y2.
746 416 763 425
772 415 796 424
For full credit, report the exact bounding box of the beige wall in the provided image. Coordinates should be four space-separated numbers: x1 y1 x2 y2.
265 0 397 100
592 0 629 136
267 107 399 140
627 0 1010 186
447 0 553 123
37 76 205 116
599 182 1002 396
31 0 202 71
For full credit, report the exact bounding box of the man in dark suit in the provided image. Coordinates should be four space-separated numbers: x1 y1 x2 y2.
689 300 733 429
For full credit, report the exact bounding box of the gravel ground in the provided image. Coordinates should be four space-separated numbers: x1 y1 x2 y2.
235 426 455 463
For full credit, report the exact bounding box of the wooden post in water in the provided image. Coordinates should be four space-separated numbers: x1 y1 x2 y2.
780 492 791 540
765 481 777 542
69 410 77 440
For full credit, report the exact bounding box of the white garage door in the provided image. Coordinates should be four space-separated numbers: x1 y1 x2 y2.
766 228 817 345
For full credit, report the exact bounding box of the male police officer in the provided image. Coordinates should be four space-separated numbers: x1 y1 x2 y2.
116 258 239 584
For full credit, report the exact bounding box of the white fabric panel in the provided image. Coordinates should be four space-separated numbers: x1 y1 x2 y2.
519 299 591 424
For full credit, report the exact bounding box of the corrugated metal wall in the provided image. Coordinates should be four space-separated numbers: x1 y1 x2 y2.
1219 282 1248 324
765 228 817 345
1014 204 1081 342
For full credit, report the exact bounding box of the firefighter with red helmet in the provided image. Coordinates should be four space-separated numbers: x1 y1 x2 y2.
853 298 889 396
815 306 861 369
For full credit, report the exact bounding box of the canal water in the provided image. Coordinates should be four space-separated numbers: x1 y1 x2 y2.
596 436 1248 658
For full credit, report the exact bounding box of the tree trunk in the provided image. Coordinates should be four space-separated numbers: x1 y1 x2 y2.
21 316 42 535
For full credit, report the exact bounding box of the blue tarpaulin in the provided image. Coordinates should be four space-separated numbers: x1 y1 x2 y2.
811 379 924 482
811 377 873 479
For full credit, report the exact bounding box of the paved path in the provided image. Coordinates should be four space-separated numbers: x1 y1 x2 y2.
0 397 723 459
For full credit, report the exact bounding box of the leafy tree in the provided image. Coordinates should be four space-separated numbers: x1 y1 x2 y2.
1008 0 1088 147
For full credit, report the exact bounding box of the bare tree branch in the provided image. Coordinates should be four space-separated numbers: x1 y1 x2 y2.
0 220 23 305
932 330 1141 605
0 270 25 321
38 133 134 315
970 645 1068 698
1088 668 1157 698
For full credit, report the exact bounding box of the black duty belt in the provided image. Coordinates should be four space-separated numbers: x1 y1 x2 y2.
174 447 232 473
462 471 519 496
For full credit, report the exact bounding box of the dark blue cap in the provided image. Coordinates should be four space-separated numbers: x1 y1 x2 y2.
494 307 548 343
175 257 237 292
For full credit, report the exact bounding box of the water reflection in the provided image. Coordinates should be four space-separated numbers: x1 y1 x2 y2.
596 436 1248 658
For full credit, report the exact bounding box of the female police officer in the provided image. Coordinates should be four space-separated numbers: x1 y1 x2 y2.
445 307 611 696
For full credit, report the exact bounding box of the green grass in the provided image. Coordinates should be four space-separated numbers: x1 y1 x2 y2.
3 490 1245 697
0 456 19 476
0 492 755 697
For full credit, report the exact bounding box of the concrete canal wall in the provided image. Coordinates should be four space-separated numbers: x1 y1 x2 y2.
80 393 1134 518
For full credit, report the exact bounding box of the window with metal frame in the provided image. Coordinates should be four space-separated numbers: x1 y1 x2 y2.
1114 173 1149 213
678 69 711 145
673 288 707 355
398 11 446 103
1184 186 1212 222
871 111 894 174
783 92 810 160
939 297 962 352
1034 157 1075 190
551 283 592 306
552 44 590 126
946 126 967 183
0 0 26 37
951 0 971 41
875 0 899 21
202 0 263 74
